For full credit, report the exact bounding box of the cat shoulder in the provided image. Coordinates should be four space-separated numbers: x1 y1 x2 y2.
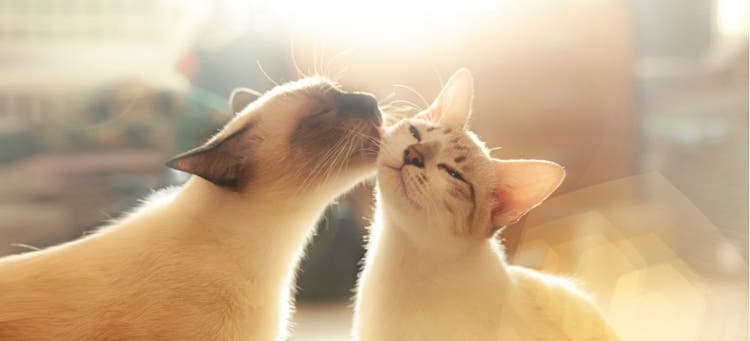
103 186 182 227
508 265 619 340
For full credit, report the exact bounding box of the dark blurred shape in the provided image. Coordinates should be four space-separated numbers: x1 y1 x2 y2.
0 81 226 255
297 202 366 300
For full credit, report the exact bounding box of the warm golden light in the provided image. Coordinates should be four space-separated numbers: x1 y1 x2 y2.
717 0 749 36
272 0 505 42
0 1 745 340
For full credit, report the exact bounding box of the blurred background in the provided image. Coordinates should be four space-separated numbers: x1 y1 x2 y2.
0 0 747 339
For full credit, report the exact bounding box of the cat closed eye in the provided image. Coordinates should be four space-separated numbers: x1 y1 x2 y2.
409 125 421 141
311 109 332 117
438 164 466 182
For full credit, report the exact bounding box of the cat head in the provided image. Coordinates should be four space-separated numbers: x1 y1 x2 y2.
168 77 381 199
377 69 564 240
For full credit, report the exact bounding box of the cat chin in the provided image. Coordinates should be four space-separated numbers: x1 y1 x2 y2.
377 165 422 209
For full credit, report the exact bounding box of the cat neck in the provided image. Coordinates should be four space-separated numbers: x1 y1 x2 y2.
174 176 327 222
157 176 330 275
374 210 511 284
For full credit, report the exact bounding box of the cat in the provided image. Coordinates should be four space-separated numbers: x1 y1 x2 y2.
0 77 382 340
353 69 618 340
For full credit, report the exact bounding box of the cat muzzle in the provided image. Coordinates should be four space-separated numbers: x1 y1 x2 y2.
339 92 381 124
403 145 425 168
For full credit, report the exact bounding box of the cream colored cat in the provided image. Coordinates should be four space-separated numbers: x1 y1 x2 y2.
354 69 618 340
0 77 381 340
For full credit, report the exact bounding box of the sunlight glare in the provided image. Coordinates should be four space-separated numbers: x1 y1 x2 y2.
272 0 505 41
717 0 749 36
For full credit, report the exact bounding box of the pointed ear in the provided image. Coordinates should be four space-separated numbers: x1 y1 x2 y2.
417 68 474 127
230 88 261 114
490 159 565 227
166 125 255 188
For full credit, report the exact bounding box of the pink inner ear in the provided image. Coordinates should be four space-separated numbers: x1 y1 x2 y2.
490 160 565 227
490 187 524 227
490 190 507 219
416 68 473 126
415 104 442 123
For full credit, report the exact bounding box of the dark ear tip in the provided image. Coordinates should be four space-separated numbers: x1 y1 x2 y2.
165 153 187 171
165 159 177 169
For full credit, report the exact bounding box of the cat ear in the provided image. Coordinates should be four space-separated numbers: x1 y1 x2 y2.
166 125 255 188
230 88 261 114
417 68 474 127
490 159 565 227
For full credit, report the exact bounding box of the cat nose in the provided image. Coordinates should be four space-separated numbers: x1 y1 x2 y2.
403 145 425 168
340 92 379 114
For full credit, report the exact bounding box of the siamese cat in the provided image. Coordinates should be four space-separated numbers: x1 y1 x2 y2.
354 69 618 340
0 77 381 340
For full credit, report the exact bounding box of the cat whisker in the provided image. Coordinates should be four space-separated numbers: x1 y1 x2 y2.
392 84 429 109
320 126 355 186
401 179 422 209
325 48 354 81
9 243 40 251
256 60 280 87
318 39 327 78
329 130 358 183
376 144 400 163
333 125 382 147
312 41 319 76
380 101 421 112
333 65 350 82
380 110 415 123
380 108 420 122
405 177 430 210
289 38 308 79
331 133 354 178
325 48 354 78
380 106 417 115
409 179 435 212
377 92 397 105
386 99 425 112
430 63 444 88
487 146 503 157
296 135 345 196
320 137 348 181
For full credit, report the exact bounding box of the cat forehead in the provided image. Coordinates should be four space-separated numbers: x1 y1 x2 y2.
237 77 340 116
405 119 491 174
409 119 485 153
268 77 340 100
214 78 341 142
